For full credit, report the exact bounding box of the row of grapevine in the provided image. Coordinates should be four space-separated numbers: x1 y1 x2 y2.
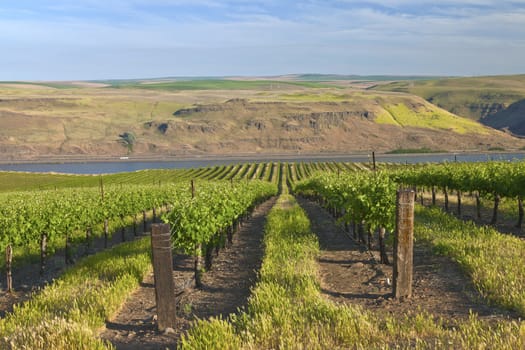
392 161 525 226
0 160 366 268
165 180 278 286
0 161 312 258
0 183 188 269
294 171 397 263
0 161 378 193
393 162 525 198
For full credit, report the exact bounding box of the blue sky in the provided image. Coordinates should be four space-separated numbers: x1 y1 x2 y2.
1 0 524 80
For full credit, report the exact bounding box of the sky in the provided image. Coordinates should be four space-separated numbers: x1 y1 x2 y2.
1 0 524 80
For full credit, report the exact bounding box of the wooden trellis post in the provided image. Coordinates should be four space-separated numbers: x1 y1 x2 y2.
393 189 415 299
151 223 177 331
6 245 12 293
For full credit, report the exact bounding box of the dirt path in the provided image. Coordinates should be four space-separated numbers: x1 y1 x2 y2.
296 197 518 322
100 197 277 350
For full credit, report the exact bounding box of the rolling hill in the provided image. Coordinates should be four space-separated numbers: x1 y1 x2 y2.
373 75 525 136
0 78 523 161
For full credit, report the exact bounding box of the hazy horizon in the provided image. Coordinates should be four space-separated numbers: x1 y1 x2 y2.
1 1 524 81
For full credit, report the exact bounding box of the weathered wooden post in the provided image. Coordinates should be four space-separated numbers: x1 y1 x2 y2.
457 190 462 217
393 189 415 299
443 186 449 212
120 215 126 242
40 233 47 275
517 196 524 229
151 223 177 331
378 227 389 265
190 179 203 288
104 219 109 248
65 233 74 265
491 193 500 225
143 210 147 233
475 192 481 219
99 176 104 200
133 214 138 236
85 226 93 255
6 244 12 293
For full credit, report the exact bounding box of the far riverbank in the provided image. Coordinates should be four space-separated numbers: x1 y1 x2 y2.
0 151 523 175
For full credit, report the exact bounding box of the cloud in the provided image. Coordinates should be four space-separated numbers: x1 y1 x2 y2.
0 0 524 79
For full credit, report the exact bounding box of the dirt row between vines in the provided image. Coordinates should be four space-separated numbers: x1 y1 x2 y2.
103 195 519 349
100 197 278 349
296 197 519 322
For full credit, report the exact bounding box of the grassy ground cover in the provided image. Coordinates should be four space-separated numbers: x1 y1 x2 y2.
373 75 525 120
110 80 335 91
0 168 200 192
0 237 152 349
180 194 525 349
379 101 488 134
416 206 525 315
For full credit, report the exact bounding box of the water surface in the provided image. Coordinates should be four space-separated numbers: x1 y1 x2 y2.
0 152 523 174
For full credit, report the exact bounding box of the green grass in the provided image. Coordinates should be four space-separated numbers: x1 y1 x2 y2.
110 80 335 91
278 92 351 102
0 167 234 192
374 75 525 120
181 194 525 349
0 169 190 191
295 74 444 81
0 237 152 349
417 206 525 315
274 89 491 136
379 101 488 134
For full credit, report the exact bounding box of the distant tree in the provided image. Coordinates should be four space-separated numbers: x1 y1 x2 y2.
118 132 136 153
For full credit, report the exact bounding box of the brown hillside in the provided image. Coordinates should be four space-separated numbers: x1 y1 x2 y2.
0 83 523 160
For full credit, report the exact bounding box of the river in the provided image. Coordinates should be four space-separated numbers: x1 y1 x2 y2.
0 152 524 175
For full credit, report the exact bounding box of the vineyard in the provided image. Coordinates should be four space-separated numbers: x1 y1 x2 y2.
0 160 524 349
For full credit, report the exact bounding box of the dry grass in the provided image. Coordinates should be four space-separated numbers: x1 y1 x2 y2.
0 81 523 159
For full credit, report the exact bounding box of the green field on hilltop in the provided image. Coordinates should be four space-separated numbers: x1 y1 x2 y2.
376 101 488 134
373 75 525 120
108 79 337 91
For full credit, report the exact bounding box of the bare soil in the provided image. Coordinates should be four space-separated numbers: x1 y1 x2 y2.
100 197 277 350
296 197 519 323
